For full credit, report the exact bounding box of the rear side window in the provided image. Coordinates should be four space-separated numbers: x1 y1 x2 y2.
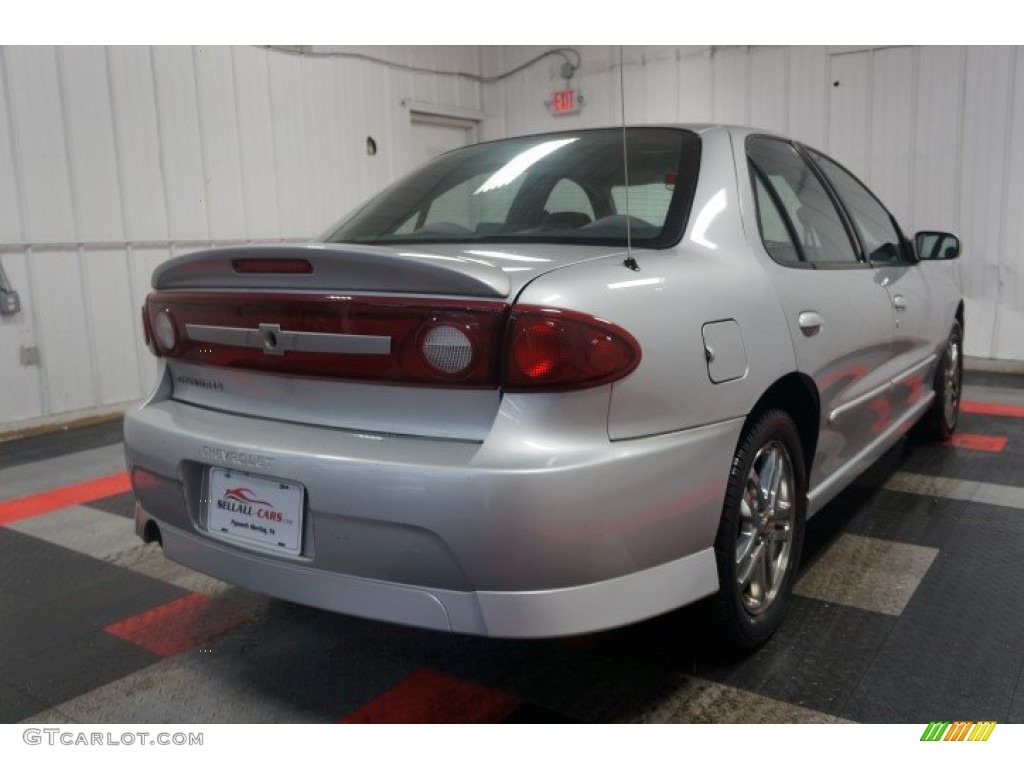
748 138 859 266
753 174 801 265
808 150 906 265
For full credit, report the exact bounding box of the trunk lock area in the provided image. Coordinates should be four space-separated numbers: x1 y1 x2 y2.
259 323 284 356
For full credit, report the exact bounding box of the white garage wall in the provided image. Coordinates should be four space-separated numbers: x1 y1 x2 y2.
481 45 1024 364
0 45 483 431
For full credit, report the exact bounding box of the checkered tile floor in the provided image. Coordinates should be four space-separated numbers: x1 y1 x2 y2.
3 370 1024 724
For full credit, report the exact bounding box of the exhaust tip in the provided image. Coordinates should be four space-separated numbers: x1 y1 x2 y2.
142 519 162 547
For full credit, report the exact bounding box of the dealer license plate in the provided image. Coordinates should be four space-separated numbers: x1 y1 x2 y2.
206 467 304 555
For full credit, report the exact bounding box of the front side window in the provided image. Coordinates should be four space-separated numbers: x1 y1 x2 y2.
747 138 860 265
324 128 701 249
807 150 906 265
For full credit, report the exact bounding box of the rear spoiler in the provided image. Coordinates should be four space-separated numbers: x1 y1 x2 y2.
151 243 511 298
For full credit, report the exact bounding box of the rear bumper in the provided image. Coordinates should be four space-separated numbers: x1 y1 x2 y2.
136 502 716 637
124 393 741 637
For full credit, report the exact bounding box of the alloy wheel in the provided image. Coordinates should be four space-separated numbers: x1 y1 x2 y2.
735 440 796 616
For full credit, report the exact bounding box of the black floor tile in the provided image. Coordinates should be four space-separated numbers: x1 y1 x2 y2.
0 630 159 707
838 489 964 550
0 528 185 611
83 492 136 519
0 524 187 705
0 589 35 618
838 500 1024 723
0 528 125 602
0 603 95 667
51 569 187 629
0 418 124 471
896 430 1024 489
692 597 896 716
179 602 420 721
1008 665 1024 723
0 681 48 723
486 644 687 723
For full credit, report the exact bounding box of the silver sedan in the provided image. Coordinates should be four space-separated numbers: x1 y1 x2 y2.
125 125 963 648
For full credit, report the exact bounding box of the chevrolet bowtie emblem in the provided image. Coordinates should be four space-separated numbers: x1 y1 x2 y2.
258 323 284 356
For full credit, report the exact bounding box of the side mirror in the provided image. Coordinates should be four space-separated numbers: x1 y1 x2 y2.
916 231 961 261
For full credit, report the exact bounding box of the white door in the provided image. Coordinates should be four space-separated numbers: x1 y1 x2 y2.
409 115 474 169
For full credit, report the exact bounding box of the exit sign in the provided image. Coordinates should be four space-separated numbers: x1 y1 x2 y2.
548 88 582 115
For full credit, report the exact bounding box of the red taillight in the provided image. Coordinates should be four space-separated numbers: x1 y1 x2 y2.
144 292 506 386
232 258 313 274
141 293 640 391
141 303 158 356
503 306 641 392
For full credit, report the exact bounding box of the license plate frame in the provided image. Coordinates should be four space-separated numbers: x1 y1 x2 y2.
205 467 304 556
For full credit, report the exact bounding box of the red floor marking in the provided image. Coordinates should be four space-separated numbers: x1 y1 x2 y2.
961 400 1024 419
946 433 1008 452
340 669 521 724
104 593 255 657
0 471 131 526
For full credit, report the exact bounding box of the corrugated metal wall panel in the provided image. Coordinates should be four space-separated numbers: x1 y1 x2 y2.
712 48 749 125
868 47 915 224
298 58 337 234
31 250 96 413
230 47 282 240
0 251 43 423
959 46 1014 358
5 47 78 243
57 47 126 244
787 46 828 148
81 248 142 404
828 51 872 179
267 51 312 239
677 47 713 122
911 47 963 232
0 50 25 242
994 49 1024 361
106 46 171 242
749 48 788 134
151 46 210 242
642 51 679 125
194 47 248 241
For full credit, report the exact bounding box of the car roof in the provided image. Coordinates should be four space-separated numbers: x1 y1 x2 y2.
499 123 789 143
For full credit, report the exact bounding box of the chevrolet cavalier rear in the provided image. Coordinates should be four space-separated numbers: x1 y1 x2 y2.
124 125 964 647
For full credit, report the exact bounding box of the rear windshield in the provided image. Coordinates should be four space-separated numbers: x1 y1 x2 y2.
323 128 701 249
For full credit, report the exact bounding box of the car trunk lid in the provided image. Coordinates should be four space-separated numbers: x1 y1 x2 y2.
149 242 625 440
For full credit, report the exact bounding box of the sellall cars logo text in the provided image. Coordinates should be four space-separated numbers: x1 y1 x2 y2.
920 721 997 742
218 487 284 523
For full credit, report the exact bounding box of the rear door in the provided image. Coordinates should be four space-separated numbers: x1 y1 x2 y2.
806 149 936 422
747 137 895 492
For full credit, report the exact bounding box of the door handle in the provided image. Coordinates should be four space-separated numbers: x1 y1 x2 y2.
892 295 907 312
798 311 823 337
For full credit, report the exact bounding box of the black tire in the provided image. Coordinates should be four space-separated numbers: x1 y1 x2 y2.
914 320 963 442
709 409 807 651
